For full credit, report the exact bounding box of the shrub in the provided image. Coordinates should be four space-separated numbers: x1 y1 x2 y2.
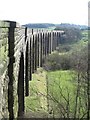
43 52 71 71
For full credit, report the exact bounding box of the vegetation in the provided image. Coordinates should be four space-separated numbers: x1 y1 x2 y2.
46 70 87 118
23 23 87 29
43 31 88 71
55 26 82 44
25 28 88 119
25 68 49 118
23 23 55 28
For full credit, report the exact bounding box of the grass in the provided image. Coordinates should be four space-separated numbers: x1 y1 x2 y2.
47 70 87 118
25 68 48 113
47 71 76 106
25 69 87 118
25 70 76 115
47 70 76 89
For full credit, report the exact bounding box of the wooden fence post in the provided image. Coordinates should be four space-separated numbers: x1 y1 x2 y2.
52 32 54 51
7 21 16 119
25 41 29 96
42 33 44 64
40 33 43 67
58 32 60 47
47 32 49 55
38 32 41 67
43 33 45 58
29 37 32 80
57 32 59 46
49 33 51 54
37 33 40 67
45 33 47 57
32 34 34 73
51 31 53 53
18 52 24 117
25 27 27 42
54 32 57 50
32 28 36 72
54 32 56 50
32 29 33 34
34 34 38 70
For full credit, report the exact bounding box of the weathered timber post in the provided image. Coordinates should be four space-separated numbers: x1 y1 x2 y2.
46 32 48 56
53 32 55 51
37 31 42 67
54 32 57 50
57 32 59 46
25 41 29 96
37 33 39 67
42 33 45 64
49 32 51 54
7 21 16 119
56 32 58 48
57 32 61 48
29 37 32 81
25 27 29 96
47 32 49 55
59 32 61 44
54 32 56 50
27 33 31 81
18 51 24 117
56 32 58 47
51 31 53 53
52 32 54 51
34 34 38 70
40 33 43 67
43 33 45 58
33 35 36 71
38 31 41 67
32 31 35 73
45 33 47 57
32 29 33 35
25 27 27 42
53 32 56 51
44 33 46 57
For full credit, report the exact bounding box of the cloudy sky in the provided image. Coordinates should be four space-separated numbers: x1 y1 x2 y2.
0 0 88 25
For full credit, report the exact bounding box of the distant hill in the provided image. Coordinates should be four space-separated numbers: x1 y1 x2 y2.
23 23 88 30
55 23 88 30
23 23 55 28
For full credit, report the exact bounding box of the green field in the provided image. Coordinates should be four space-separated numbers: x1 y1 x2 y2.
47 70 87 118
25 69 87 118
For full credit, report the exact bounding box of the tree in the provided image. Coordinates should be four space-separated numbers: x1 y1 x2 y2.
55 27 82 44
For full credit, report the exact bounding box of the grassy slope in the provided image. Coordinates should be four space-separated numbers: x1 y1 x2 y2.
47 70 77 117
47 70 76 93
25 68 48 112
25 69 78 117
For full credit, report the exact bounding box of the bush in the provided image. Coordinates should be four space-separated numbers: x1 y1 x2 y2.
57 44 72 53
43 52 71 71
55 27 82 44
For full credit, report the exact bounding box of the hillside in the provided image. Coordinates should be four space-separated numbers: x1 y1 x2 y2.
23 23 55 28
55 23 88 30
23 23 87 29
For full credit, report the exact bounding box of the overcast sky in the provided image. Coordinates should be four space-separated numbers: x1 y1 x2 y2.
0 0 88 25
